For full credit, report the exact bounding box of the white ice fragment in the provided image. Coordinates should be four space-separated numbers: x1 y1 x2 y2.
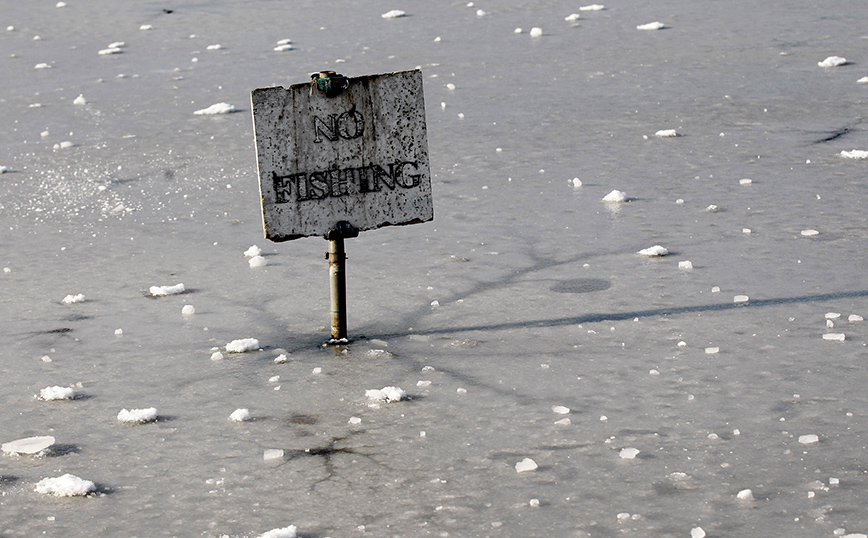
366 386 407 402
269 375 280 383
117 407 158 423
139 24 153 30
149 283 185 296
840 149 868 159
311 367 322 374
691 527 706 538
571 177 583 188
2 436 55 455
602 189 628 202
555 418 571 425
193 102 237 115
62 293 85 304
801 229 819 236
476 9 487 16
677 341 687 347
381 10 406 19
0 167 7 174
705 204 719 212
552 405 570 415
206 44 223 50
637 21 665 30
638 245 668 257
580 4 605 10
35 474 96 497
114 328 123 336
515 458 538 472
274 44 294 52
430 300 440 309
818 56 847 67
678 260 693 269
733 295 749 303
244 245 263 257
514 28 523 33
456 387 467 394
38 386 76 400
56 1 66 6
98 47 122 55
348 416 362 424
826 312 842 319
743 228 752 234
73 94 87 105
830 477 840 485
226 338 260 353
827 319 835 328
273 354 288 363
529 498 540 507
417 380 432 387
600 415 608 421
229 408 252 422
858 77 868 84
565 14 581 22
248 255 268 268
529 27 543 37
655 129 679 137
257 526 297 538
276 38 292 45
740 178 753 185
34 63 52 69
737 488 755 500
619 447 640 459
181 304 195 315
849 314 863 322
823 333 846 341
263 449 284 461
799 434 819 444
210 351 224 361
705 347 720 354
365 349 394 359
445 83 456 91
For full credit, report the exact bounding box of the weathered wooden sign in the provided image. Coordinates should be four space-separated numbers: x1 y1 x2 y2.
251 69 433 241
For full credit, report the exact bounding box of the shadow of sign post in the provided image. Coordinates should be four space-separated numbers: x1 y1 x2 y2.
251 69 433 342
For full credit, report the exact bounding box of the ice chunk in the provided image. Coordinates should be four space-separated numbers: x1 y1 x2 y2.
206 44 223 50
139 24 153 30
2 436 55 455
826 312 841 319
552 405 570 414
799 434 819 444
637 21 665 30
348 416 362 424
365 349 394 359
515 458 538 472
257 526 297 538
555 418 571 425
34 63 52 69
638 245 668 256
678 260 693 269
705 347 720 354
274 44 293 52
182 305 195 315
841 149 868 159
248 255 268 268
801 229 819 236
691 527 706 538
733 295 749 303
381 10 406 19
62 293 86 304
117 407 158 423
149 283 185 296
818 56 847 67
565 14 581 22
244 245 263 257
580 4 605 10
35 474 95 497
476 9 487 16
619 447 640 459
571 177 583 188
737 488 754 500
823 333 846 342
859 76 868 84
739 178 753 185
849 314 863 322
226 338 260 352
655 129 679 137
366 386 407 402
273 354 288 363
530 27 543 37
210 351 224 361
705 204 719 212
193 103 237 115
73 94 86 105
229 408 251 422
263 449 284 461
602 189 628 202
38 386 76 400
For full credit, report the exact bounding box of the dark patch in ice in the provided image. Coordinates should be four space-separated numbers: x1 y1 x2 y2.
0 474 19 486
550 278 611 294
46 327 73 334
814 127 852 144
50 443 81 457
287 413 317 425
63 314 91 322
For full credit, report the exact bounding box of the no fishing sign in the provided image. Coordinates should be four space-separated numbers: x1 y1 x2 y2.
251 69 433 242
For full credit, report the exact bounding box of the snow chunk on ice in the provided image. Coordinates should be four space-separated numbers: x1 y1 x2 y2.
565 14 581 22
580 4 605 10
530 27 543 37
678 260 693 269
381 10 406 19
818 56 847 67
366 386 407 402
638 245 668 256
571 177 583 188
38 386 76 400
226 338 260 352
98 47 123 55
691 527 706 538
139 24 153 30
244 245 263 257
655 129 679 137
117 407 158 423
257 526 297 538
34 63 52 69
150 283 185 296
274 43 294 52
619 447 640 459
206 44 223 50
73 94 87 105
62 293 86 304
799 434 819 444
182 304 195 315
35 474 96 497
826 312 842 319
515 458 538 472
2 436 55 455
552 405 570 414
348 416 362 424
194 103 237 115
637 21 665 30
849 314 863 322
263 449 284 461
705 346 720 354
602 189 629 203
840 150 868 160
249 255 268 268
733 295 749 303
210 351 224 361
737 488 755 500
823 333 845 342
740 178 753 185
229 408 251 422
801 229 819 236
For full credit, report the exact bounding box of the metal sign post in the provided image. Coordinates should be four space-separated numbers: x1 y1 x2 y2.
251 69 432 343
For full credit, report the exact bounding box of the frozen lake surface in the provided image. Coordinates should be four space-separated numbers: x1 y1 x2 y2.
2 1 868 536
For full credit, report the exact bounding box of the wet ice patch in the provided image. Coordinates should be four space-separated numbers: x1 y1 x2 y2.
818 56 847 67
38 386 76 400
366 386 407 402
515 458 538 472
381 10 406 19
2 436 55 455
194 103 237 115
117 407 158 423
840 150 868 159
638 245 668 256
637 21 665 30
62 293 86 304
257 525 297 538
602 189 628 203
226 338 260 352
149 283 184 296
35 474 96 497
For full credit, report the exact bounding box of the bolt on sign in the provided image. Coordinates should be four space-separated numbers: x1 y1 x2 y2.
251 69 433 241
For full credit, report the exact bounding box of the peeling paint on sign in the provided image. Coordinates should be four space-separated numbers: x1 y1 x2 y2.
252 69 433 241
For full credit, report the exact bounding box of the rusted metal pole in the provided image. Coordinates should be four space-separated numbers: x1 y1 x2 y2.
327 234 347 340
